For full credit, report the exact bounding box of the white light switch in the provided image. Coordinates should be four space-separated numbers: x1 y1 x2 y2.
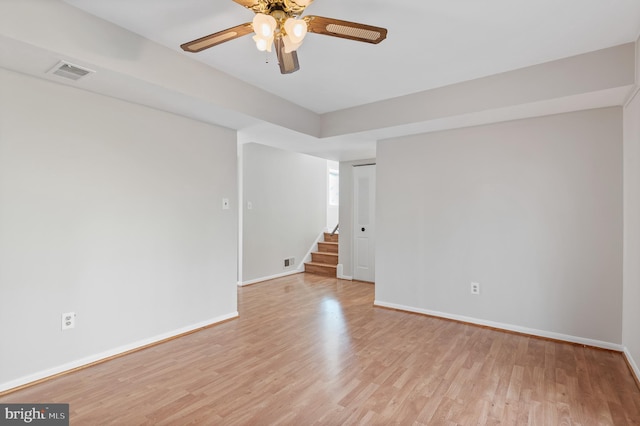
222 198 230 210
247 201 253 210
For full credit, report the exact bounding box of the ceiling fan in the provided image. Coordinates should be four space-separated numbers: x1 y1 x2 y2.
180 0 388 74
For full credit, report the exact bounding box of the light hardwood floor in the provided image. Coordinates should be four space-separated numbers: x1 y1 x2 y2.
2 273 639 425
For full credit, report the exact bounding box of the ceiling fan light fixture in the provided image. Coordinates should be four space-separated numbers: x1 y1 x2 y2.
252 13 277 51
284 18 307 44
253 13 276 38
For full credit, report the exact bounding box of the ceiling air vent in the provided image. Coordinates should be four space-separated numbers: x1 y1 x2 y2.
47 61 94 81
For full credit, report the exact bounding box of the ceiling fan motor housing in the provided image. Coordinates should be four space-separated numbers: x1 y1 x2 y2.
251 0 312 17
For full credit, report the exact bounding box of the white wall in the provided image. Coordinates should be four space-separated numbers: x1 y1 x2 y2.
327 160 339 231
623 89 640 377
242 143 327 283
0 69 238 389
376 108 623 346
338 158 376 280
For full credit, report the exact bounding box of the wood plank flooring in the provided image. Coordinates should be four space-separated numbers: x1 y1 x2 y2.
2 273 639 424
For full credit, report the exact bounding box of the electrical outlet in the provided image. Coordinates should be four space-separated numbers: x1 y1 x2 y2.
470 282 480 295
61 312 76 330
222 198 230 210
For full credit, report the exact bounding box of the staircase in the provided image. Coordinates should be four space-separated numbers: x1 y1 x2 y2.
304 232 338 277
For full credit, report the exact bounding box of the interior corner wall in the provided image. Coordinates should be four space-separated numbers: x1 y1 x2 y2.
375 108 623 345
242 143 327 283
0 68 238 389
623 89 640 376
338 158 376 279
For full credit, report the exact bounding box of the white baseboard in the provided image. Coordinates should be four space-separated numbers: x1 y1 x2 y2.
239 270 302 286
624 347 640 384
373 300 624 351
0 312 238 393
238 229 327 286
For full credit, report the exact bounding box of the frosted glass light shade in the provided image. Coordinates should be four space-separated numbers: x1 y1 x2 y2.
282 35 302 53
252 34 273 52
252 13 276 38
284 18 307 44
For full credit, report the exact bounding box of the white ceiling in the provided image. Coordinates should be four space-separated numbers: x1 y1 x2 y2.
63 0 640 114
2 1 640 161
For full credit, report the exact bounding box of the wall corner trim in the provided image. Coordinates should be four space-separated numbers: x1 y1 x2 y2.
624 347 640 390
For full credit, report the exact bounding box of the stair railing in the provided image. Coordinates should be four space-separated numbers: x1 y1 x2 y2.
330 223 339 236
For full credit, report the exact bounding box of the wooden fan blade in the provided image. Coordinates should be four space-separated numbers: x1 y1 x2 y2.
275 37 300 74
305 16 387 44
181 23 253 53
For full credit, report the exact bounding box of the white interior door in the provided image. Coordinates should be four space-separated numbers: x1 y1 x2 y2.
353 164 375 282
